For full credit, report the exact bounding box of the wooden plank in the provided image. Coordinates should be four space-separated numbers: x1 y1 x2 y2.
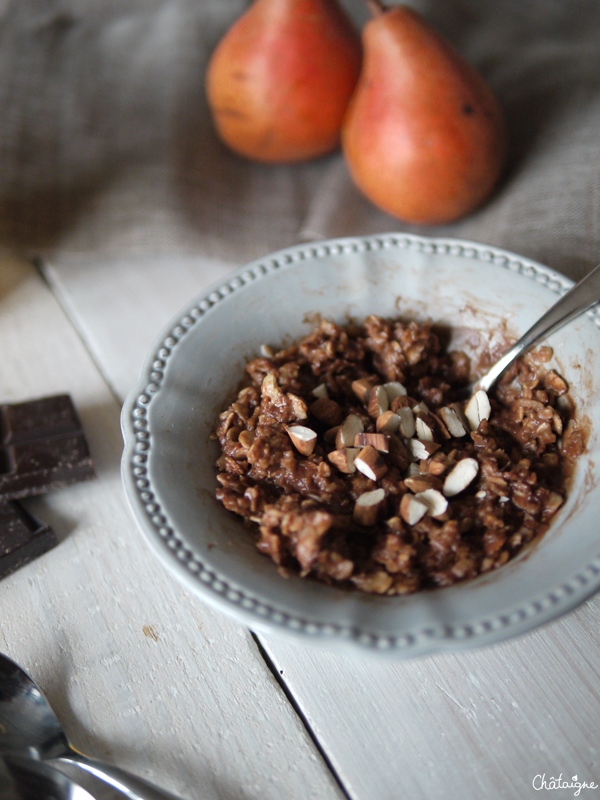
260 608 600 799
42 250 600 800
0 250 344 800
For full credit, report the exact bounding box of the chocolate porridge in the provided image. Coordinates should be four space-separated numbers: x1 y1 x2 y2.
214 315 584 595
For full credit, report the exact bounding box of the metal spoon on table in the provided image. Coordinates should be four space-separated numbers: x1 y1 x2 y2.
461 261 600 398
1 752 96 800
0 653 184 800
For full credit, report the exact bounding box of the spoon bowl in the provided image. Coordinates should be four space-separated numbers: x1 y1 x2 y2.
0 653 183 800
2 753 96 800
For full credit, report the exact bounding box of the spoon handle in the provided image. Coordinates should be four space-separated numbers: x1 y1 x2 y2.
56 749 185 800
477 261 600 393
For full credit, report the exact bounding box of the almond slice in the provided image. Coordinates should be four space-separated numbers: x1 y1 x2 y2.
443 458 479 497
376 410 400 434
355 445 388 481
404 474 443 493
353 488 386 526
354 432 390 453
465 390 492 431
397 406 416 438
415 413 435 442
414 488 448 518
383 381 407 400
441 405 469 437
400 493 428 525
335 414 364 449
311 383 329 400
367 385 389 419
406 439 441 460
328 447 360 473
427 452 449 476
286 425 317 456
412 401 430 414
310 397 343 426
352 377 377 404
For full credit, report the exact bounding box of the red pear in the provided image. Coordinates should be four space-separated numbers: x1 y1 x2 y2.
206 0 362 163
342 4 506 224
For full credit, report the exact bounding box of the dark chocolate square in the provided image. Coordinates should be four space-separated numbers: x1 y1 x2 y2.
0 394 95 500
0 501 57 579
0 394 80 445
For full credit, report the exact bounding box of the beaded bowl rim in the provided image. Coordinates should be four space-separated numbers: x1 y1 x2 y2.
121 233 600 657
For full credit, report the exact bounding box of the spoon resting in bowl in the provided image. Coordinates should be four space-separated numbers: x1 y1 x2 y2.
460 261 600 398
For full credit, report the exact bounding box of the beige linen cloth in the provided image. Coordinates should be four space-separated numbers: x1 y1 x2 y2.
1 0 600 283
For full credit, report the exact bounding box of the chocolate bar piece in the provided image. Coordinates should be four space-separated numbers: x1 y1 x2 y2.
0 394 95 501
0 501 57 579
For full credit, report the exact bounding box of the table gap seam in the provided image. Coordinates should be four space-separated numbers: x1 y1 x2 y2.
251 632 353 800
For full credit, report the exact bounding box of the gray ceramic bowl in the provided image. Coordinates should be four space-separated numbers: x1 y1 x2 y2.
121 234 600 658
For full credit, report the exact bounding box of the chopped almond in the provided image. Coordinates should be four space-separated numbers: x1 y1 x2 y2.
352 377 377 404
400 493 428 525
397 406 416 438
376 410 401 434
286 425 317 456
383 381 407 400
406 439 441 460
311 383 329 400
414 488 448 518
328 447 360 473
427 452 449 476
415 413 436 442
465 390 492 430
443 458 479 497
355 445 388 481
354 432 390 452
335 414 364 448
441 405 469 437
412 401 430 415
404 474 443 493
367 385 389 419
353 488 386 526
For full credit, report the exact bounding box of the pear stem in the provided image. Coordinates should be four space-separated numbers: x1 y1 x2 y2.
363 0 387 15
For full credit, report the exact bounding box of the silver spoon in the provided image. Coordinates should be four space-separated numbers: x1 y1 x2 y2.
463 261 600 397
0 654 184 800
2 752 96 800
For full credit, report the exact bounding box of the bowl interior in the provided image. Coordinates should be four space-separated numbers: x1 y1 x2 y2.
123 236 600 653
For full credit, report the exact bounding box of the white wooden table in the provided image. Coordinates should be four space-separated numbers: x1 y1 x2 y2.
2 1 600 798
